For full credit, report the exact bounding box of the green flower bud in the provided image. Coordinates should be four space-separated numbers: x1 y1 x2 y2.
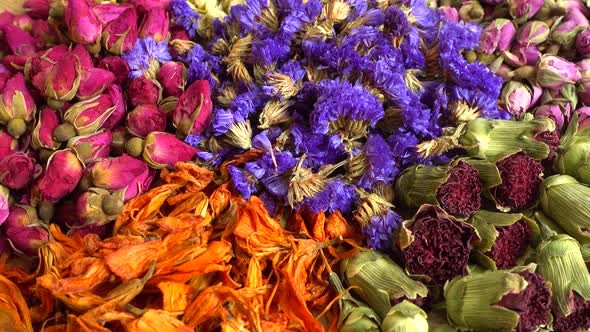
381 301 428 332
539 175 590 244
554 113 590 186
340 250 428 318
328 272 381 332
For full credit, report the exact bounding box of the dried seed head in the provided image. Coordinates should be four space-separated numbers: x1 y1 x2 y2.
404 69 424 93
450 100 481 123
354 188 394 227
325 0 351 21
378 107 404 133
266 72 301 99
347 151 368 180
211 38 230 56
259 99 291 129
224 121 252 150
217 85 237 107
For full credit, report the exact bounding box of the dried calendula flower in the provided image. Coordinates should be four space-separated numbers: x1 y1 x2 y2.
0 275 33 332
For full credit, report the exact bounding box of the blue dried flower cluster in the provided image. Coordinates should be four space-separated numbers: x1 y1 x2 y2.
172 0 504 249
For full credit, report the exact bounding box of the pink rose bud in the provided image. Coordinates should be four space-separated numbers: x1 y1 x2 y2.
63 93 119 137
438 6 459 23
32 149 84 203
517 21 549 46
5 205 49 256
138 7 169 42
508 0 544 22
67 130 113 163
458 0 484 22
130 0 170 12
530 83 543 106
64 0 102 45
0 186 9 226
43 52 82 104
126 105 167 137
500 81 532 117
72 43 94 69
0 25 36 57
0 73 36 130
26 45 68 83
75 188 125 227
0 152 38 190
577 59 590 78
577 106 590 131
157 62 186 97
24 0 50 19
536 55 581 89
92 2 130 24
101 6 139 55
101 85 126 129
32 20 59 48
0 131 18 160
32 107 61 151
566 7 589 26
77 68 116 100
480 19 516 54
0 65 10 91
142 132 199 169
98 56 130 86
534 104 567 130
173 80 212 137
576 27 590 57
89 154 155 201
128 76 161 107
552 18 585 48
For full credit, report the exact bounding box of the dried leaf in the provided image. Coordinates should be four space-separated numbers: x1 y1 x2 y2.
0 275 33 332
158 281 195 312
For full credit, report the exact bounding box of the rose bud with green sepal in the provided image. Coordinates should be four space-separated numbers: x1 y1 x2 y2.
536 232 590 332
88 154 154 201
508 0 544 24
74 187 125 228
41 51 82 108
31 148 84 204
66 130 113 164
173 80 213 137
64 0 102 47
138 7 169 42
0 153 39 190
468 211 540 270
533 104 568 131
98 56 130 86
32 107 61 152
340 250 428 319
536 55 581 90
399 205 479 285
101 5 138 55
550 16 586 49
0 73 36 139
76 67 116 100
157 62 186 97
444 264 552 332
395 159 482 217
479 19 517 54
4 205 49 256
499 81 533 117
516 21 550 47
126 104 167 138
381 301 428 332
576 27 590 57
128 76 162 107
140 132 199 169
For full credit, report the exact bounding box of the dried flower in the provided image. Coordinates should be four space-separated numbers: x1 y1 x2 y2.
64 0 102 45
516 21 550 46
479 19 516 54
536 55 581 90
32 149 84 203
173 80 212 137
126 105 167 138
128 76 162 107
5 205 49 256
66 130 114 164
77 68 116 100
138 7 169 42
491 152 544 211
399 204 478 284
0 153 38 190
142 132 199 168
381 301 428 332
157 61 186 97
0 73 36 137
89 155 154 201
98 56 131 85
0 274 33 331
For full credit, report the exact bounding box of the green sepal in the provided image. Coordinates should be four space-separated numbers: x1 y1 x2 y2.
381 301 429 332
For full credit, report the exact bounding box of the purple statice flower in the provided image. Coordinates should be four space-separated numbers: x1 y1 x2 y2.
168 0 200 38
302 178 358 214
291 124 342 166
228 165 258 199
357 134 399 189
447 85 500 120
277 0 322 39
310 79 384 135
184 134 203 147
278 60 306 81
259 191 278 216
254 151 298 199
211 108 235 136
362 209 403 251
401 27 425 69
404 0 440 28
122 37 172 78
184 44 221 87
383 6 411 37
252 36 291 67
230 86 269 118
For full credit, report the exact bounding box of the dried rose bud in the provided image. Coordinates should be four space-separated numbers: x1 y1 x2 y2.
0 186 8 226
128 76 162 107
0 153 38 190
396 160 482 217
32 149 84 203
64 0 102 45
566 7 589 26
89 154 154 201
577 106 590 131
502 44 541 67
469 211 538 269
508 0 544 23
479 19 516 54
491 152 544 211
537 233 590 332
0 65 10 91
399 205 478 284
537 55 581 89
102 6 138 55
92 2 129 23
43 52 82 106
516 21 549 46
458 0 484 22
0 73 36 138
445 265 551 331
576 27 590 57
31 19 59 48
101 85 126 130
77 68 116 100
173 80 212 137
142 132 199 169
126 105 167 138
138 7 169 42
98 56 130 85
76 187 125 227
438 6 458 23
157 62 186 97
25 0 50 18
26 44 68 83
130 0 171 12
500 81 532 117
533 104 568 130
67 130 113 163
5 205 49 256
552 18 585 48
0 131 18 160
0 25 36 57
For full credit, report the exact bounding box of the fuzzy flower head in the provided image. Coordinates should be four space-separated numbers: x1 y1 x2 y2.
168 0 200 38
362 209 402 251
122 37 172 78
302 178 359 214
349 134 398 189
